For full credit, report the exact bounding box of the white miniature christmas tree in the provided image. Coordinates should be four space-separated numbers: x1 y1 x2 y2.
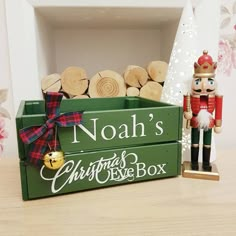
160 0 197 161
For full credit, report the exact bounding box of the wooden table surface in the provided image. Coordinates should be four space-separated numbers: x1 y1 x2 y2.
1 150 236 236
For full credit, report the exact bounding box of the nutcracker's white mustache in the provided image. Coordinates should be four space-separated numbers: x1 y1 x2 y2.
197 110 212 131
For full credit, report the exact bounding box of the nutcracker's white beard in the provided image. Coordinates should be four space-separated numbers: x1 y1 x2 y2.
197 109 212 131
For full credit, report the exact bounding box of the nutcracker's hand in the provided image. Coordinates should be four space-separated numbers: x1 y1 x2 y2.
184 111 192 120
214 126 222 134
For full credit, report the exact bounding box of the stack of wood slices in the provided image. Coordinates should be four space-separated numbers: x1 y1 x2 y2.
41 61 168 101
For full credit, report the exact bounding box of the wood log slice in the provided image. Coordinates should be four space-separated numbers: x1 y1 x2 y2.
147 61 168 83
59 90 71 99
126 87 140 96
41 73 61 93
140 81 163 101
61 67 88 96
73 94 90 99
124 65 148 88
88 70 126 98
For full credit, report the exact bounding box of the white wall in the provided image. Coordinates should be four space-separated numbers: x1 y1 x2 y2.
214 0 236 150
54 28 161 77
35 11 56 80
160 20 179 63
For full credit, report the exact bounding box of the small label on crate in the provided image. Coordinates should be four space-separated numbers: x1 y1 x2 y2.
40 150 167 194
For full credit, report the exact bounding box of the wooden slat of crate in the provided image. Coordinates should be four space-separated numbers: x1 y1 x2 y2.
20 142 181 200
16 97 182 157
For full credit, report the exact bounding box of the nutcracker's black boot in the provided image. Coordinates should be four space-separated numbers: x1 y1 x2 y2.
191 146 199 170
202 146 212 172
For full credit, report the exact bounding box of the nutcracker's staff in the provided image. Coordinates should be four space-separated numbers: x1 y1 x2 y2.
186 93 191 129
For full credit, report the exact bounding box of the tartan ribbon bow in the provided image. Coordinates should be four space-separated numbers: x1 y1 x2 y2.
19 92 83 166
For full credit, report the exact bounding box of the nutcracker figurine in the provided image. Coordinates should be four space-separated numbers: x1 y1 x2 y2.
183 50 223 172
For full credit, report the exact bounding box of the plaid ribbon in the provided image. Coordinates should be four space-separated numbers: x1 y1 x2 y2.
19 92 83 166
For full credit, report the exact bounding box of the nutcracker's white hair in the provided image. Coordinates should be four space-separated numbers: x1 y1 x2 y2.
197 109 212 131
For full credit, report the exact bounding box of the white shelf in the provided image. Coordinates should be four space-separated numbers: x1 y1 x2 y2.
6 0 197 113
35 7 182 29
32 0 199 29
28 0 199 8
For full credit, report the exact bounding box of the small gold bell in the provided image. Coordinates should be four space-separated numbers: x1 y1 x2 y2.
43 151 65 170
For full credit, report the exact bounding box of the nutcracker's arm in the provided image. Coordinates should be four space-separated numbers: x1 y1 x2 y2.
214 95 223 133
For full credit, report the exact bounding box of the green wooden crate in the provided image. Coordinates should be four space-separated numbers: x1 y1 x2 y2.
16 96 182 200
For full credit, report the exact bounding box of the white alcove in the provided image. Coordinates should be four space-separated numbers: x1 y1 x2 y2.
5 0 198 112
35 7 180 79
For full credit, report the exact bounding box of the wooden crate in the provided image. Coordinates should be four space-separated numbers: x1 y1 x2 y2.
16 96 182 200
